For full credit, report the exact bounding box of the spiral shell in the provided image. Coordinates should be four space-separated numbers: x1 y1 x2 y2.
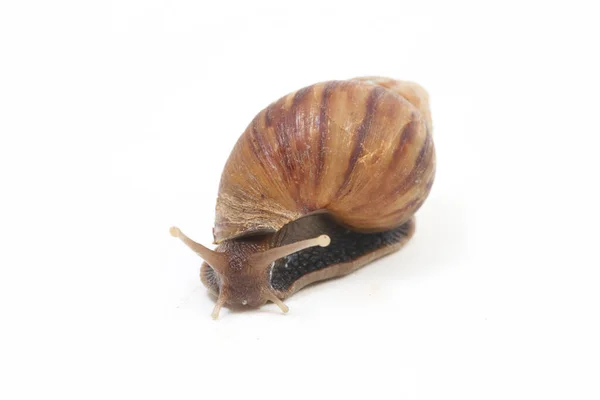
213 77 435 243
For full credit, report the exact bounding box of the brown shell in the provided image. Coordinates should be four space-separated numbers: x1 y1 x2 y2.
213 77 436 244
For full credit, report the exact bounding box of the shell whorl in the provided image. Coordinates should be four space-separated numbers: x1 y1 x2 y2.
213 77 436 244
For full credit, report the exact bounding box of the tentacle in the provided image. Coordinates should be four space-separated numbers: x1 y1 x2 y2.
211 291 228 320
170 226 227 273
249 235 330 268
265 291 289 313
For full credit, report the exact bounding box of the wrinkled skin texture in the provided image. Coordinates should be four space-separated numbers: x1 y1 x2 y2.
200 236 274 307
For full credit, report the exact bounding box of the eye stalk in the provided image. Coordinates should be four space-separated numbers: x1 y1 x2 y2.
246 234 331 268
169 227 227 274
170 226 330 319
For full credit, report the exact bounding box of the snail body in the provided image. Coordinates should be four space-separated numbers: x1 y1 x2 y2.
171 77 435 318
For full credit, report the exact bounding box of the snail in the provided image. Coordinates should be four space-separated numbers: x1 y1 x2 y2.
171 76 435 319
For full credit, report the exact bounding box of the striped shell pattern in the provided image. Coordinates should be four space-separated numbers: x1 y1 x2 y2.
213 77 436 243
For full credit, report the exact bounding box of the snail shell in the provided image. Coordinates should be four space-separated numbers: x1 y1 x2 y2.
171 77 435 318
215 77 434 240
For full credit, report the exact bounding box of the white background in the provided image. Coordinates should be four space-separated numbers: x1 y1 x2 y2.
1 1 599 399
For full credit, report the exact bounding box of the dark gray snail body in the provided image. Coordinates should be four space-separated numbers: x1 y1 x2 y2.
171 77 436 318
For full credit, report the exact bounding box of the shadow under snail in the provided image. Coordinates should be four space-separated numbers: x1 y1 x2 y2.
171 76 436 319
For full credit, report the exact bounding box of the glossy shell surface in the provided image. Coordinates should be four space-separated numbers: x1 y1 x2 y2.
213 77 435 243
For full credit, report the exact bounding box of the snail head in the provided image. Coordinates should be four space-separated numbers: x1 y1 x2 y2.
169 226 330 319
